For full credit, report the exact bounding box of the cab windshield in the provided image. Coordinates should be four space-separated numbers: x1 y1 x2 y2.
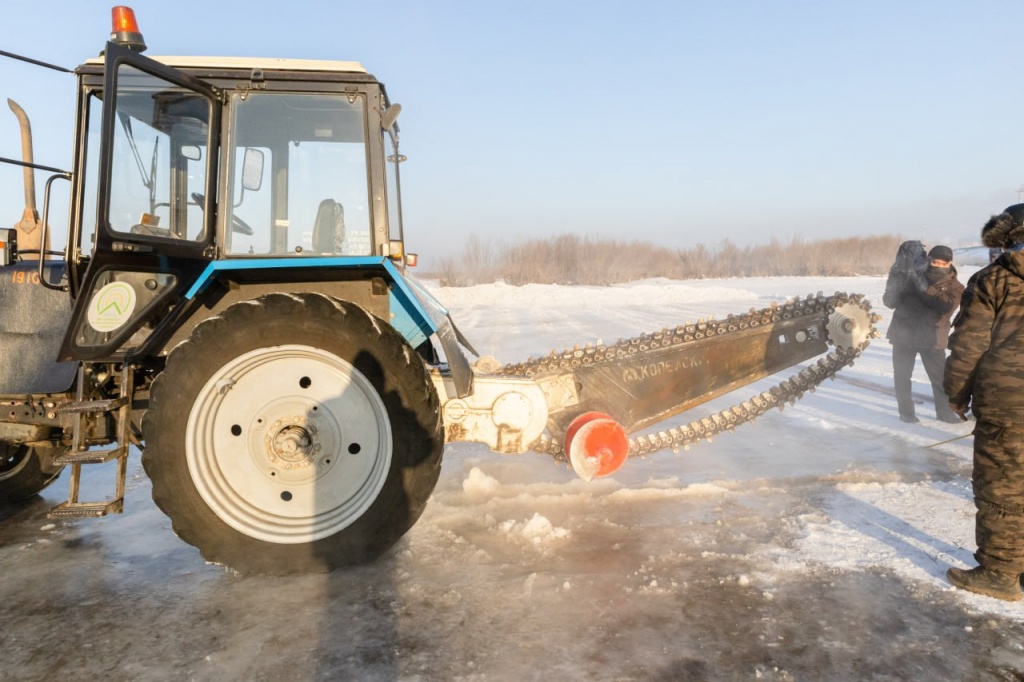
224 92 372 256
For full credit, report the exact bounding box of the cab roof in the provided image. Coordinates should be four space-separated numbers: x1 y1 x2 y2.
82 55 367 74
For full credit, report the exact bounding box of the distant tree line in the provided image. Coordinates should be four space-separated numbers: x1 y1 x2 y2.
428 234 903 287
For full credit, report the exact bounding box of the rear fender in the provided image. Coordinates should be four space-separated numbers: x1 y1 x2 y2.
183 258 476 398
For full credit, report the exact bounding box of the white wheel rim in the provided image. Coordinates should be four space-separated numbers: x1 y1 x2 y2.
186 344 392 544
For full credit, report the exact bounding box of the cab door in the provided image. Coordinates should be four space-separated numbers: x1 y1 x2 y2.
60 42 222 361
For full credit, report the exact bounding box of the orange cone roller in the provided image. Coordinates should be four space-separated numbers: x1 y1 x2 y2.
564 411 629 482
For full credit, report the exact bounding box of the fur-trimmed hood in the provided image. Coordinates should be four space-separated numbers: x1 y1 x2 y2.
981 203 1024 248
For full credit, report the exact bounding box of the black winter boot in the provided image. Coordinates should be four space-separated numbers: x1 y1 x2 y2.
947 566 1023 602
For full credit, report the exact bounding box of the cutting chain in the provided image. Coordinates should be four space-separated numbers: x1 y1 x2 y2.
499 292 878 461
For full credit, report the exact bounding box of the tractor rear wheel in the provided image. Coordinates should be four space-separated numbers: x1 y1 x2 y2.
142 293 444 575
0 443 65 504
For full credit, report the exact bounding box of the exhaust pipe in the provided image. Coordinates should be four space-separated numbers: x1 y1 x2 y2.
7 98 46 255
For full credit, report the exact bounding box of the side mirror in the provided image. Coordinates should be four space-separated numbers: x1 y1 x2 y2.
242 148 264 191
380 104 402 131
181 145 202 161
0 228 16 266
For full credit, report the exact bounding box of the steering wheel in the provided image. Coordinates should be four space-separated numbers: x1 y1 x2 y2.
191 192 254 236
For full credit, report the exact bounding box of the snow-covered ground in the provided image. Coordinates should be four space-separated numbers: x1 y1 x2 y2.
426 270 1010 615
3 269 1023 680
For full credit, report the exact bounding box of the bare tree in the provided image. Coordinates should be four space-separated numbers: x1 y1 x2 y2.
423 233 903 286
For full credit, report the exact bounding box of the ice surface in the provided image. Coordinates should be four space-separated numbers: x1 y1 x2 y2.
3 268 1023 680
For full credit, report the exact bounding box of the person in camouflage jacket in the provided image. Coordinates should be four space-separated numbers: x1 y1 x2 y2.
944 203 1024 602
883 242 964 423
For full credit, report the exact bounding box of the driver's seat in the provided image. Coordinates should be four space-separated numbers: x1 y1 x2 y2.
312 200 345 254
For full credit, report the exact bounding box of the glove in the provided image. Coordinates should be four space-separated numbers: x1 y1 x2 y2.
949 403 970 421
907 269 927 293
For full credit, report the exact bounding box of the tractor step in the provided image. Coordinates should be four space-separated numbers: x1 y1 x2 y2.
53 446 128 465
53 364 135 520
48 499 123 519
58 396 128 415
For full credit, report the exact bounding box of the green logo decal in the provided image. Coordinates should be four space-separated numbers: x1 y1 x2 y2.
87 281 137 332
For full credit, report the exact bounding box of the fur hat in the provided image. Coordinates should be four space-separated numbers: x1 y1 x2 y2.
928 245 953 262
981 203 1024 248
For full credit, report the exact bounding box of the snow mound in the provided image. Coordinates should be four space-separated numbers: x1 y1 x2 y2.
462 467 501 495
498 513 571 544
605 481 731 502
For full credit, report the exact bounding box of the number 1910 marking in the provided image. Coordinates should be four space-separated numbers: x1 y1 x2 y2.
10 270 41 285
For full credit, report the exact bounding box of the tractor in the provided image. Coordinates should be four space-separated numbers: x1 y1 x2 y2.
0 7 877 574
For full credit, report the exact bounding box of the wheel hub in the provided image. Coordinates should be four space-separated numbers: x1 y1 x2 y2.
265 418 321 469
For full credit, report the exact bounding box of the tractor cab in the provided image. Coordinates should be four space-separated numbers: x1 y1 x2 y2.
58 34 412 363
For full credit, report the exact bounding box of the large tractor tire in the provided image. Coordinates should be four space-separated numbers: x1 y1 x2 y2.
0 443 65 504
142 293 444 575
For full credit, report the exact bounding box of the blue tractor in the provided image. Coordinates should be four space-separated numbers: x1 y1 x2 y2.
0 8 876 574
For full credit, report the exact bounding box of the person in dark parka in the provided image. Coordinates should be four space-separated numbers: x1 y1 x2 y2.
883 242 964 423
944 203 1024 602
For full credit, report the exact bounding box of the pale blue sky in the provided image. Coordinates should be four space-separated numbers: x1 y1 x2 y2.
3 1 1023 266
